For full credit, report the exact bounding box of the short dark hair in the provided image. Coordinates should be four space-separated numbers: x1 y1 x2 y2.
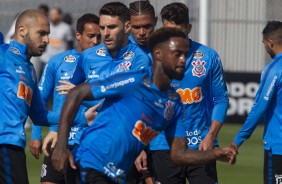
38 4 49 13
262 21 282 44
99 2 130 23
76 13 99 34
129 0 155 16
148 27 187 52
160 2 189 25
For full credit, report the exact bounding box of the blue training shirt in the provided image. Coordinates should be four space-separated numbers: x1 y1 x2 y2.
31 49 88 145
0 41 59 148
70 42 151 108
75 67 186 184
234 52 282 155
150 40 229 151
128 35 152 59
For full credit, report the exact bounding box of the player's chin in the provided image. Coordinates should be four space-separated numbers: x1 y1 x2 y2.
174 72 185 80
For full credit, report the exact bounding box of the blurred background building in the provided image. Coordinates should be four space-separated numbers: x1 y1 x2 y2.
0 0 281 122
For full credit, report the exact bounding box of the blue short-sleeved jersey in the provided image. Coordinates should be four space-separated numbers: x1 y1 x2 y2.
0 41 58 148
128 35 152 59
70 42 151 109
31 49 87 145
75 68 185 184
71 42 151 84
150 40 229 150
234 52 282 155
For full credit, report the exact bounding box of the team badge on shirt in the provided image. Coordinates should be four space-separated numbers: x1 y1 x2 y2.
192 60 206 77
117 61 131 72
96 48 106 56
123 51 134 60
193 50 204 59
10 47 20 55
64 55 76 63
164 100 175 120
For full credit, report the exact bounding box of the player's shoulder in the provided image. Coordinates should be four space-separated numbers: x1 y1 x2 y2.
48 49 71 62
127 42 147 56
82 44 108 59
0 43 9 54
265 56 282 74
190 40 219 58
0 43 11 61
125 43 151 64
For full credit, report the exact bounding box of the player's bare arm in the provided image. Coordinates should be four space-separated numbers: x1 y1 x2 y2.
199 120 222 150
167 137 236 165
51 82 94 172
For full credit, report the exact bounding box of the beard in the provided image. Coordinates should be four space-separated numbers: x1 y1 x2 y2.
25 32 45 57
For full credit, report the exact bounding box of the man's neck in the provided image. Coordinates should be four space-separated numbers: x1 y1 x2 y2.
109 39 129 58
152 66 171 92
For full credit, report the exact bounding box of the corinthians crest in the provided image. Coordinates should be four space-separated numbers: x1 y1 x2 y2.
276 175 282 184
192 60 206 77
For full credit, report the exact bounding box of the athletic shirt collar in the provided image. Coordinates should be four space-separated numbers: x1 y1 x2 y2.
274 51 282 60
9 40 29 61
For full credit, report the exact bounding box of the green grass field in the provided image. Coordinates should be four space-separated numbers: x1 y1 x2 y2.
25 123 264 184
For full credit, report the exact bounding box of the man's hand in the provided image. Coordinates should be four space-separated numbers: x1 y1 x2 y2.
134 150 148 173
56 80 76 95
51 146 76 173
29 140 42 159
214 146 237 165
230 140 239 154
199 134 214 151
42 131 58 156
85 103 101 126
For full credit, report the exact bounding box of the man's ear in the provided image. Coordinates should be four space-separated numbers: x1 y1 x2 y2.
75 31 81 41
19 26 26 38
154 47 162 61
124 21 131 34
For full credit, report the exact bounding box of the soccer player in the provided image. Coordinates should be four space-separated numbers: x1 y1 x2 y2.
231 21 282 184
54 2 151 107
51 27 236 184
128 0 157 57
29 13 101 184
0 9 59 184
135 3 229 184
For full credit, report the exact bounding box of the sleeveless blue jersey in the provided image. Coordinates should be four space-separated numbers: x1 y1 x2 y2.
31 49 88 145
75 68 185 184
0 41 58 148
234 52 282 154
150 40 229 150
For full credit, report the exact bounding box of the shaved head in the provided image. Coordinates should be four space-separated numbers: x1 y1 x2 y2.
14 9 50 58
15 9 48 32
